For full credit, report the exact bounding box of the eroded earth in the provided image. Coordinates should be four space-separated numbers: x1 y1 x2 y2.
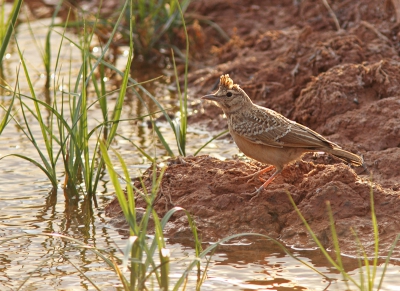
106 0 400 256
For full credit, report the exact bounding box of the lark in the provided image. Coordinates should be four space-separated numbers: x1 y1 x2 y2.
202 74 363 197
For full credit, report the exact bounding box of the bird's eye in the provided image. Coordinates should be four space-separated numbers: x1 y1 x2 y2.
226 92 232 97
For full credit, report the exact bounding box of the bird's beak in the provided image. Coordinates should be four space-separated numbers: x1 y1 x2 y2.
201 93 217 101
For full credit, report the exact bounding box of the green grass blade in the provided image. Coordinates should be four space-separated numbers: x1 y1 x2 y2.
10 96 58 187
285 191 360 288
0 154 57 187
0 4 4 42
169 0 190 156
107 42 132 146
18 99 61 146
370 183 379 288
326 201 351 290
152 121 175 157
99 140 136 231
91 62 108 135
55 29 180 153
198 19 230 41
152 209 170 290
170 50 185 156
92 0 131 201
377 234 400 290
112 147 139 235
350 227 368 289
148 0 191 48
117 134 155 163
82 0 129 89
0 101 14 134
67 259 102 291
15 39 56 170
122 236 138 271
197 249 215 290
79 28 91 196
0 0 22 63
0 72 17 135
194 129 229 156
186 209 203 280
175 0 189 113
173 232 332 291
9 92 83 188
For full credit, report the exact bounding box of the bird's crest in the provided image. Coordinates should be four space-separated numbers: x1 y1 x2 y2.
219 74 240 90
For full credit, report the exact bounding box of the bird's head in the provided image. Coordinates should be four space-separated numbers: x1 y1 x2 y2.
201 74 253 114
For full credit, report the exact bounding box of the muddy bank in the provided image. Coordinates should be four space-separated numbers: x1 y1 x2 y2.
107 0 400 256
105 155 400 256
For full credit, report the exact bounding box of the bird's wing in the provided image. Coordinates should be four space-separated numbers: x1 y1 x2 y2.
231 107 337 149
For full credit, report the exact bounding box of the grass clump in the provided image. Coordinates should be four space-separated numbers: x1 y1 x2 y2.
128 0 192 59
287 186 400 290
0 1 152 215
99 141 191 290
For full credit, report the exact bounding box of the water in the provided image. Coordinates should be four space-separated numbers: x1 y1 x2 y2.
1 4 400 290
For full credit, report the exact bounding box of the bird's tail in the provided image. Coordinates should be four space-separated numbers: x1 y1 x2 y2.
328 147 363 166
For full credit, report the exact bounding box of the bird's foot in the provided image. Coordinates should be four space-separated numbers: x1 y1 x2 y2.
241 185 265 201
235 172 262 183
237 165 275 184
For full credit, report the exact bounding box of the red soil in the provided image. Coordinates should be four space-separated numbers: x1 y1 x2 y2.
106 0 400 256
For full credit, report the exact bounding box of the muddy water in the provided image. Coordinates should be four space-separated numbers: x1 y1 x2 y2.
1 9 400 291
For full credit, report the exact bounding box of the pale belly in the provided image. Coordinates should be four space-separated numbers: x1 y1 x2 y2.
230 129 306 170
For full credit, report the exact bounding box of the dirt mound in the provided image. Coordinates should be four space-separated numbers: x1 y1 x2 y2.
105 155 400 256
293 60 400 131
107 0 400 255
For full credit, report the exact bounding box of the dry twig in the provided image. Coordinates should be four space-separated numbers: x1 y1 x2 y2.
360 21 391 45
321 0 341 31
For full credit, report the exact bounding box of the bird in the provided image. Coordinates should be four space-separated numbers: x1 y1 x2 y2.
202 74 363 198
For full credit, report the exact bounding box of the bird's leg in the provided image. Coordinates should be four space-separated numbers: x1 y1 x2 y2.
242 168 282 200
240 165 275 183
